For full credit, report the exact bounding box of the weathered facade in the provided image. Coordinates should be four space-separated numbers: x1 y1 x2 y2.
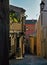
24 20 37 54
40 0 47 58
25 20 37 39
9 5 26 59
36 16 42 56
35 0 47 58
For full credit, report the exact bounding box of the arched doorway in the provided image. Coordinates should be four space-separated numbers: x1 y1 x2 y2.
16 32 24 59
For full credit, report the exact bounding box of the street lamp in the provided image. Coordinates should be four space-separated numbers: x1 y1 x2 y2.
40 1 45 25
40 1 45 11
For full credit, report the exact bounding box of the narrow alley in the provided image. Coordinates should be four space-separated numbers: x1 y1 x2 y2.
9 55 47 65
1 0 47 65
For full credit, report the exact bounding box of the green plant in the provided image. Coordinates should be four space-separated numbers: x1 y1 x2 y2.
9 10 20 23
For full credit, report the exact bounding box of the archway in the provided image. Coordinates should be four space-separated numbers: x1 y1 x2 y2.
16 34 24 59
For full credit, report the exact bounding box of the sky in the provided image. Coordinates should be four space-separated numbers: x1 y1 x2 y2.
9 0 41 20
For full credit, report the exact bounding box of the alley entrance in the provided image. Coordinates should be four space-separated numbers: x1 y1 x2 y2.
25 39 30 55
25 44 30 54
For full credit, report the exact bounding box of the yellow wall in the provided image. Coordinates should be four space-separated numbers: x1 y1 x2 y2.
29 36 35 54
36 16 45 57
10 23 22 32
37 16 42 56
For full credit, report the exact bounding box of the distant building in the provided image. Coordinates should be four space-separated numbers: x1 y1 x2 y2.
24 20 37 39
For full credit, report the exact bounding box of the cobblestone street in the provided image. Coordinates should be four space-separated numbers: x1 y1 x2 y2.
9 55 47 65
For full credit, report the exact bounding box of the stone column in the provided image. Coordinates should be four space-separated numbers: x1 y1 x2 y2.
0 0 9 65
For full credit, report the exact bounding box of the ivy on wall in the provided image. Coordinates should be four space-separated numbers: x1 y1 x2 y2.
9 10 20 23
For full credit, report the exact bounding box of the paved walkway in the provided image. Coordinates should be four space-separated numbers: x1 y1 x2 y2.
9 55 47 65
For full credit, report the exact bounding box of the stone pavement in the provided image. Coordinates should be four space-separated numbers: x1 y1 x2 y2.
9 55 47 65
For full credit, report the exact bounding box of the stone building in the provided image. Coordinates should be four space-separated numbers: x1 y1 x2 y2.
35 0 47 58
9 5 26 59
40 0 47 58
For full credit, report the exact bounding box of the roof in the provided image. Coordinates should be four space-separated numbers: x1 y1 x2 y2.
25 20 37 24
9 5 26 12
